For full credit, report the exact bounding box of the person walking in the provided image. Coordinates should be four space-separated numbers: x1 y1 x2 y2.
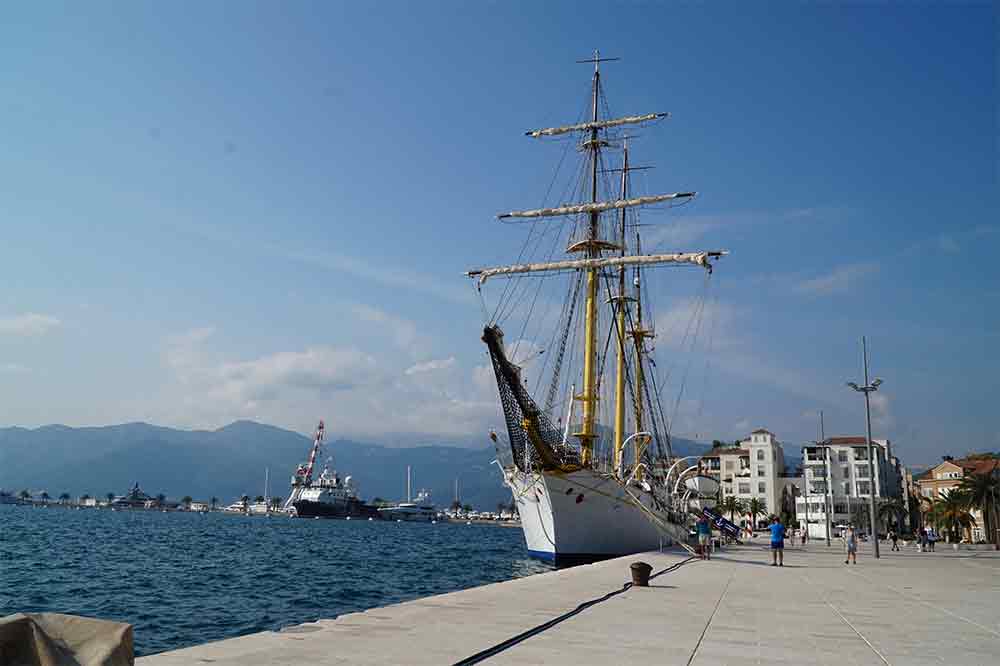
769 516 785 566
889 529 900 552
696 514 712 560
927 527 937 552
918 527 928 552
843 523 858 564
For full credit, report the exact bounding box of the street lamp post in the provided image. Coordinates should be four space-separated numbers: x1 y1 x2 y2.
847 335 882 559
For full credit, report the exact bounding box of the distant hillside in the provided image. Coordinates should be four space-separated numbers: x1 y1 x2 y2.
0 421 707 510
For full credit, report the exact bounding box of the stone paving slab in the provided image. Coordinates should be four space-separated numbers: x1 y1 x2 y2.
139 541 1000 665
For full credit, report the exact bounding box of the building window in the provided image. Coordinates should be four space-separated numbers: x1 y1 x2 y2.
854 448 868 460
758 482 766 494
843 482 851 496
855 465 869 479
738 483 750 494
841 466 850 478
834 503 848 514
757 466 766 477
757 450 764 461
838 451 848 463
857 481 871 495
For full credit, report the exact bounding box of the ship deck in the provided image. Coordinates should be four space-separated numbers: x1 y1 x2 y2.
138 541 1000 665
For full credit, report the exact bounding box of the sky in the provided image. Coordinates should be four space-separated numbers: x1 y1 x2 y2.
0 2 996 466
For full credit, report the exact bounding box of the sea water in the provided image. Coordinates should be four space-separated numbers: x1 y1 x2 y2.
0 505 549 656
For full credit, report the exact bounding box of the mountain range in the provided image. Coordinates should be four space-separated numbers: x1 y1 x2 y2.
0 421 711 509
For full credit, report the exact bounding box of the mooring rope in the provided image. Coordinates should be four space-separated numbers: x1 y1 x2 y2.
452 555 697 665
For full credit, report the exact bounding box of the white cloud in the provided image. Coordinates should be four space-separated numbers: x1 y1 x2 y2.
869 392 893 430
794 262 879 296
405 357 456 375
654 299 738 350
0 363 30 373
0 313 61 336
351 305 426 356
156 311 500 440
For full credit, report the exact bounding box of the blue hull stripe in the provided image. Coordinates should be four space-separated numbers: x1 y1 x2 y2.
527 549 619 566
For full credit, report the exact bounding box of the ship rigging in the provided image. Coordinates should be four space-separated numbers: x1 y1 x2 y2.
467 52 726 563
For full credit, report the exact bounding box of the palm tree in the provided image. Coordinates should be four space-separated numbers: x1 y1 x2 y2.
19 489 31 503
959 470 1000 549
39 491 50 504
156 493 167 507
240 495 250 511
746 498 766 532
254 495 265 504
210 496 219 511
269 496 282 511
850 504 871 533
929 489 976 543
877 497 907 532
58 492 71 505
719 496 744 524
106 492 116 506
181 495 193 510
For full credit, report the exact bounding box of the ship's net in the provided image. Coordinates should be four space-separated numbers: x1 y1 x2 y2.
483 325 580 472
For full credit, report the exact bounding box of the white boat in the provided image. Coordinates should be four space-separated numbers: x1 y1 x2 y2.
467 53 722 564
223 500 248 514
378 467 437 522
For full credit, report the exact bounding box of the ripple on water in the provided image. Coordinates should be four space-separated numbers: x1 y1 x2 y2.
0 506 550 656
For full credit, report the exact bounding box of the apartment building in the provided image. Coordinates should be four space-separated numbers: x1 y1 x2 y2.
701 429 787 529
797 436 903 538
915 455 999 542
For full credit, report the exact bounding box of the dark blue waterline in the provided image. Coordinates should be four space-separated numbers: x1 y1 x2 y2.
0 505 551 656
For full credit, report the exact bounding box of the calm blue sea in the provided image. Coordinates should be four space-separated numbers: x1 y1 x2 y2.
0 505 550 656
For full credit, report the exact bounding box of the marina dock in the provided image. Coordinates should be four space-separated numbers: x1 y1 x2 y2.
139 543 999 665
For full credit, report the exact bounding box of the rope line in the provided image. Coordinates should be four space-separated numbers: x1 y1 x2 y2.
452 556 697 666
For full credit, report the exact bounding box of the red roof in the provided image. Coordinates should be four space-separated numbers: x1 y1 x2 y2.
823 436 867 446
958 458 1000 475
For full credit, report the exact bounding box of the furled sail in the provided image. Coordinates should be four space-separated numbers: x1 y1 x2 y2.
467 251 727 284
498 192 695 220
526 112 669 138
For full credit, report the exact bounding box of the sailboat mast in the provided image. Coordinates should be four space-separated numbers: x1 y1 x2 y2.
612 141 629 476
577 51 603 467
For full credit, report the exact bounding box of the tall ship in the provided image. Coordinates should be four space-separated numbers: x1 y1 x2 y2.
467 53 725 564
285 421 378 519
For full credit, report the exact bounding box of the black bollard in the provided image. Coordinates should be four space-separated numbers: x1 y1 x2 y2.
630 561 653 587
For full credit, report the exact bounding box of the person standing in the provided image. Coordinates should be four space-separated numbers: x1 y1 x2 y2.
696 514 712 560
889 529 900 552
769 516 785 566
843 523 858 564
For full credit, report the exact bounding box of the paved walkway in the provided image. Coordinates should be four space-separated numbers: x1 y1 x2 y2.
139 541 1000 665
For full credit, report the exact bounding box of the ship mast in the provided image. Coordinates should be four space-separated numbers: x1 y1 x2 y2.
612 141 630 476
575 50 608 467
630 233 653 480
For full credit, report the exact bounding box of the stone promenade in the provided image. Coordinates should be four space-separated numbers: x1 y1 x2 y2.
139 541 1000 665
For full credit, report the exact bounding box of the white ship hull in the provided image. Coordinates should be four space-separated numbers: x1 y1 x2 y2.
507 468 674 564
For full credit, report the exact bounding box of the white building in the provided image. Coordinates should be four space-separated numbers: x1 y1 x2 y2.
797 436 903 538
703 429 787 529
